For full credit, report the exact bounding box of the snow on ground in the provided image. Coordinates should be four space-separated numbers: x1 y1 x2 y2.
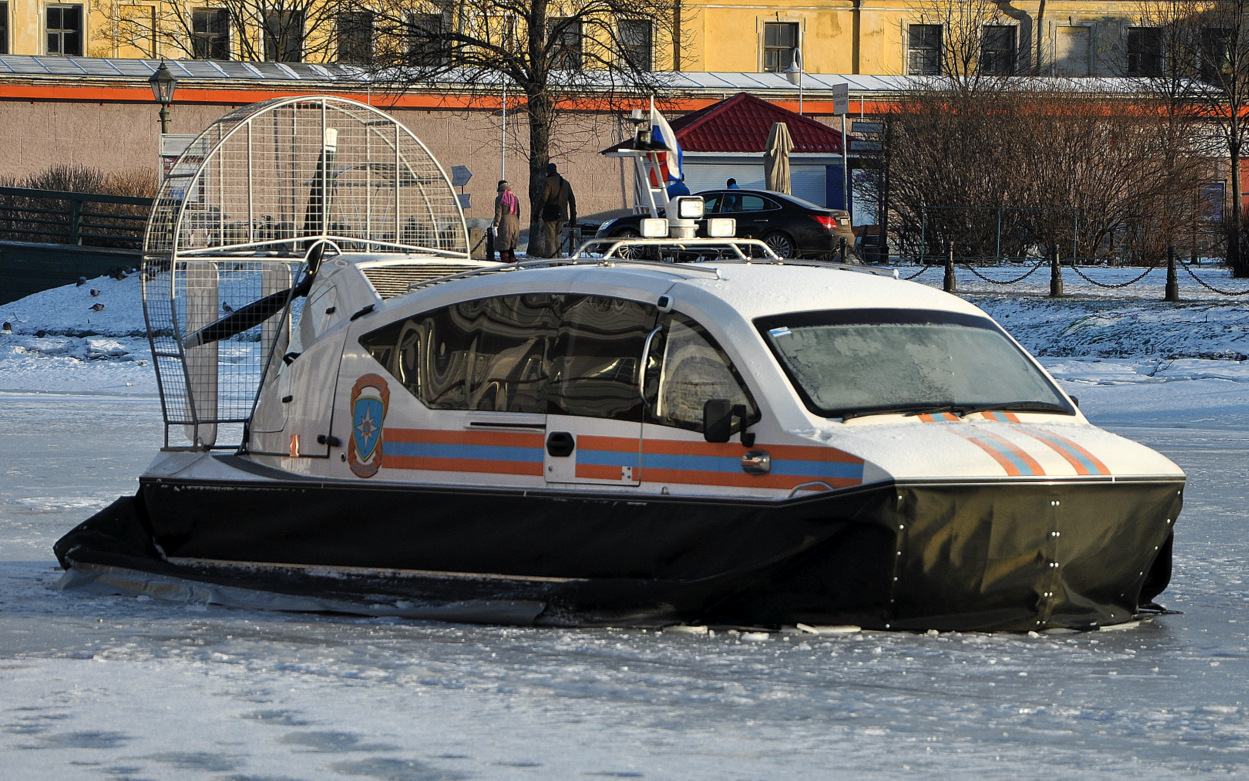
3 261 1246 418
2 262 1247 779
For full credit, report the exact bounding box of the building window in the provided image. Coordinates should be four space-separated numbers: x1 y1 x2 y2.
406 12 449 67
120 5 157 58
1126 27 1163 77
763 22 798 73
908 24 942 75
46 4 83 56
192 8 229 59
1054 26 1091 76
618 18 652 72
0 2 9 55
336 11 374 65
548 17 582 70
263 9 304 62
980 25 1016 75
1201 27 1233 83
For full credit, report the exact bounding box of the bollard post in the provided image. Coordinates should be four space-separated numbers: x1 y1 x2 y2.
1165 245 1180 302
839 236 847 263
944 242 956 293
1049 246 1063 298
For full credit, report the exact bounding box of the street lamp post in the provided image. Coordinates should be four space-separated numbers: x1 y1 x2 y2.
784 48 803 115
148 62 177 134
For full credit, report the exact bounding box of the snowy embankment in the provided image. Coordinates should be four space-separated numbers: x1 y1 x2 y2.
1 263 1247 424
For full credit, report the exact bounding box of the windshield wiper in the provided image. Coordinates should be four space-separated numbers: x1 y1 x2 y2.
959 401 1074 416
836 400 1073 421
838 404 969 421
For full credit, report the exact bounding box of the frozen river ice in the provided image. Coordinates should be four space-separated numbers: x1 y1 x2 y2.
1 389 1247 779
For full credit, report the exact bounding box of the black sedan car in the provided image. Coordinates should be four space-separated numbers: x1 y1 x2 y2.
595 189 855 259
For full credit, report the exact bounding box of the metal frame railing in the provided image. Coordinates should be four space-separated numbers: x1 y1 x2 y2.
0 186 153 249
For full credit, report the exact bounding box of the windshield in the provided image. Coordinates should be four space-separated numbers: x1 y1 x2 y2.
757 309 1073 420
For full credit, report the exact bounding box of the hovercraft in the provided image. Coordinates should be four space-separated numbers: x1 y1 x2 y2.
55 96 1183 631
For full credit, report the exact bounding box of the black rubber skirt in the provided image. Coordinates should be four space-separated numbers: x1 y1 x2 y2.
54 475 1182 631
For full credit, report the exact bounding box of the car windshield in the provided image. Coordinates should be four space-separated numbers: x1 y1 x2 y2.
757 309 1073 420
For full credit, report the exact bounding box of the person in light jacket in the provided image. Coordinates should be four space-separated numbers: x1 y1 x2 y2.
492 180 521 262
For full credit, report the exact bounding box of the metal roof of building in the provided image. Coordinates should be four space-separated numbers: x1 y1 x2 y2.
0 53 1150 99
0 54 356 82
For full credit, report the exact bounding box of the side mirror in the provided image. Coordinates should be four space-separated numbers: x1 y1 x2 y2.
703 399 756 447
703 399 733 443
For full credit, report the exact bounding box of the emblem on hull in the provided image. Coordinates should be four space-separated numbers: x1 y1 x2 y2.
348 373 390 477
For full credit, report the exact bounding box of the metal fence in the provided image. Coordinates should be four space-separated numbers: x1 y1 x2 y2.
0 186 153 249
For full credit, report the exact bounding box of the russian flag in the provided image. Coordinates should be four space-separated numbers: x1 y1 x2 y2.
650 106 683 183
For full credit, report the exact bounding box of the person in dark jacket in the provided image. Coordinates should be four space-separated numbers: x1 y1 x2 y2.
539 162 577 257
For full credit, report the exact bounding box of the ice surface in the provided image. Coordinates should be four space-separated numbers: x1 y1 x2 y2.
1 268 1247 778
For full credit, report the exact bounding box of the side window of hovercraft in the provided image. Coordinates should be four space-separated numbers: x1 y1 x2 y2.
644 313 758 433
359 294 556 413
546 295 658 421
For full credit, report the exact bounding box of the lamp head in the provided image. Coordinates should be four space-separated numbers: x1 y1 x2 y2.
148 62 177 106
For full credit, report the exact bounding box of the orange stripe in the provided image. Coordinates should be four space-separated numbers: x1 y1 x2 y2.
386 428 544 449
641 468 860 491
641 438 861 464
1019 429 1109 476
975 430 1046 476
642 438 753 458
959 435 1024 476
1024 433 1090 475
384 455 542 477
578 435 641 453
1053 435 1110 475
979 411 1022 423
576 463 629 481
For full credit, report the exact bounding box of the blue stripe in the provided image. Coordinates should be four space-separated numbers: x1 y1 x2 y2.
981 438 1036 476
387 441 544 464
1035 433 1104 475
642 452 742 474
770 458 865 480
641 452 865 480
578 449 640 468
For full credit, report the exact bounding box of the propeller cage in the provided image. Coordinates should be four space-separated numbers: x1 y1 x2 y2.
141 96 470 450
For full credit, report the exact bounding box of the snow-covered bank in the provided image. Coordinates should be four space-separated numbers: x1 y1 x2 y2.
2 264 1246 423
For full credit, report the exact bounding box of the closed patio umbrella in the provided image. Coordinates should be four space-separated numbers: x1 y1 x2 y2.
764 121 794 195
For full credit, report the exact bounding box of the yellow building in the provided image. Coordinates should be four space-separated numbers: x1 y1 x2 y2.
0 1 1166 80
686 1 1165 78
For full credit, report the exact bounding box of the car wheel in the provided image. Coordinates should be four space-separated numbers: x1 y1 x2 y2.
761 231 795 258
611 228 642 258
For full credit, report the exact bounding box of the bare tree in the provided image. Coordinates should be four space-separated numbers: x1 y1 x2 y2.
878 0 1207 267
110 0 340 63
1138 0 1249 276
916 0 1021 91
360 0 684 255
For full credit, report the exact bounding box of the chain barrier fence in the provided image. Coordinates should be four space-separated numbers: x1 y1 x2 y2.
877 205 1249 298
881 253 1249 298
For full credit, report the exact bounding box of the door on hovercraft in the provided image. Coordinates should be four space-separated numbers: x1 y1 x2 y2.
356 294 553 487
543 295 659 487
637 311 761 493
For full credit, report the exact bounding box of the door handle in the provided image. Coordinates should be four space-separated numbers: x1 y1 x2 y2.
547 431 575 457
